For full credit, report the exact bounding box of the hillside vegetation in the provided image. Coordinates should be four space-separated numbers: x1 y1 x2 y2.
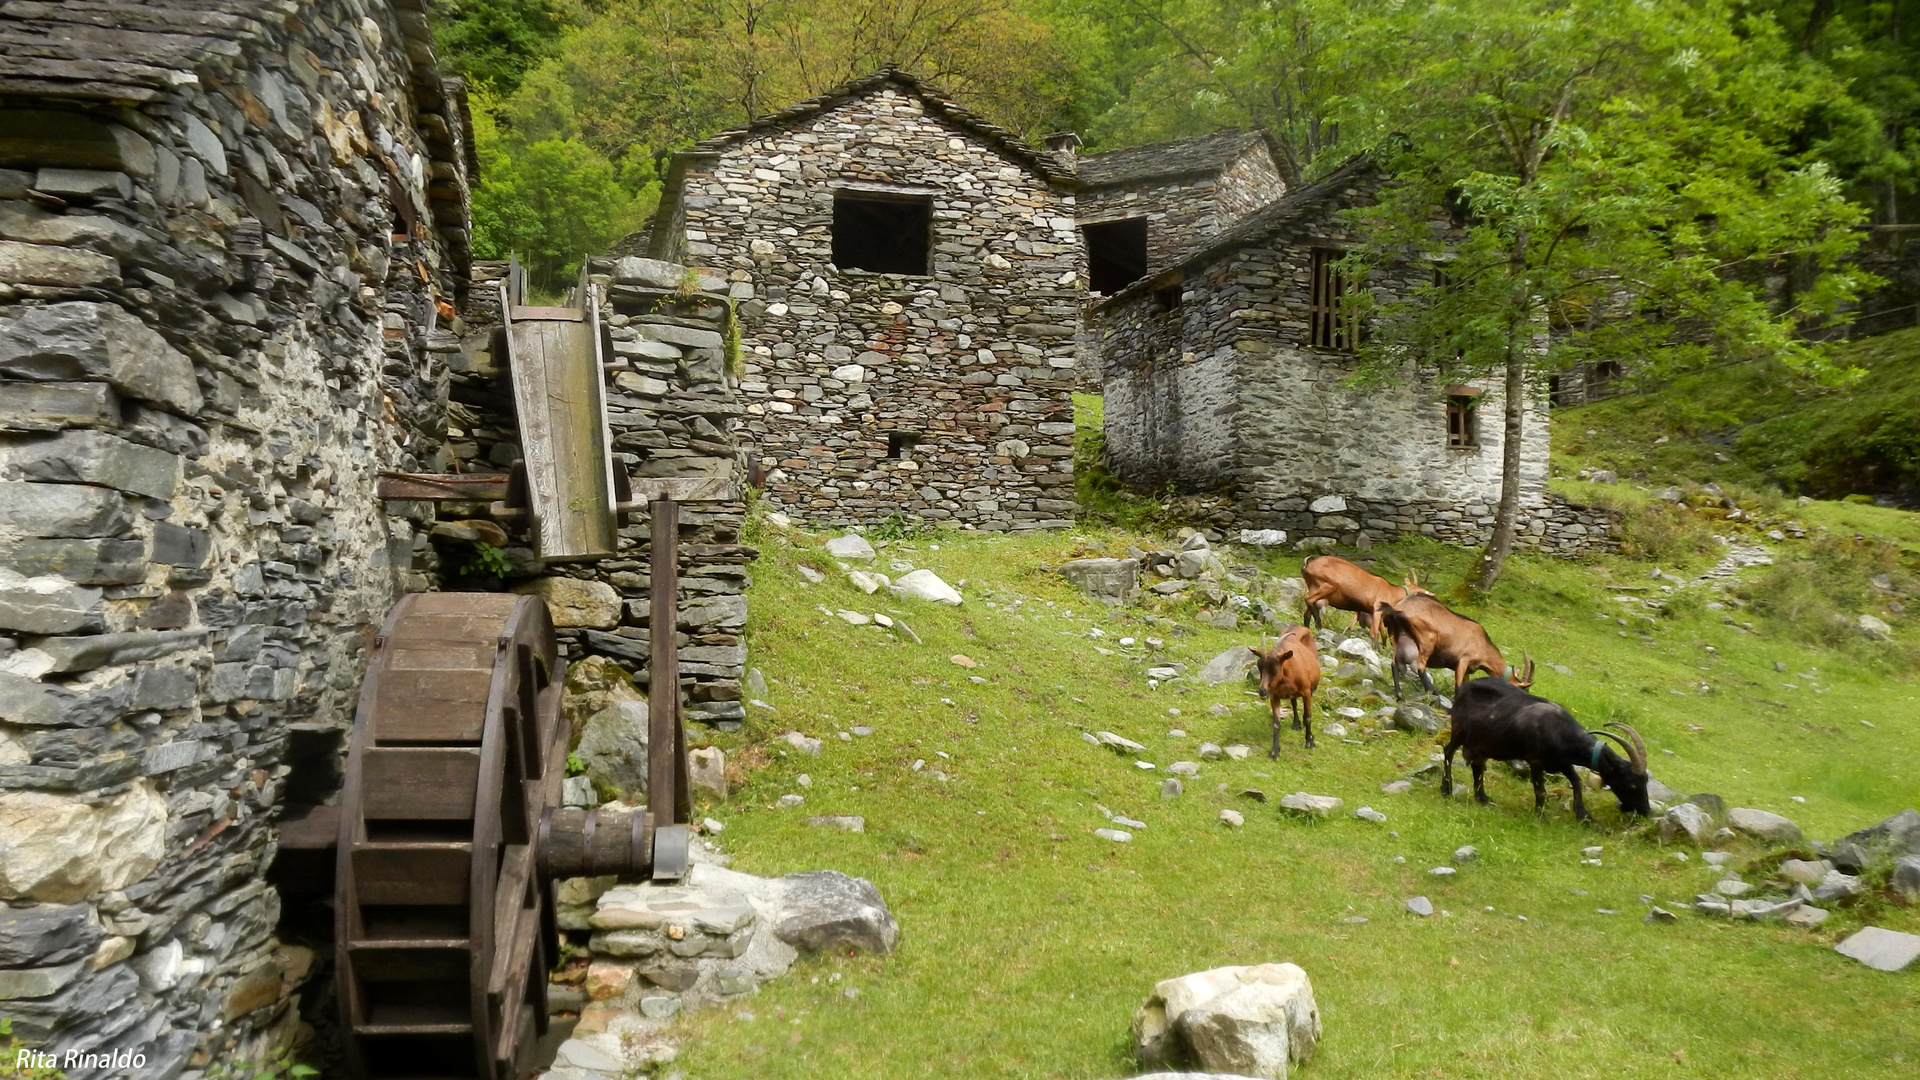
653 497 1917 1079
1555 326 1920 505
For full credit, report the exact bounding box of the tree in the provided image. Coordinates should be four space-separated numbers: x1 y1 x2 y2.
1343 0 1875 590
431 0 568 95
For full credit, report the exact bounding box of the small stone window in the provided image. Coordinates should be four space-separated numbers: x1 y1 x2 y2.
1586 359 1623 399
1445 385 1482 447
886 432 920 459
1084 217 1149 295
1309 247 1359 351
833 193 933 275
1153 284 1183 313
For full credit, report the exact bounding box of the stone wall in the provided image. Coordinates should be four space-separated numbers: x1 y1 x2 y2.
1076 144 1287 278
0 2 471 1073
1097 177 1611 557
662 77 1080 531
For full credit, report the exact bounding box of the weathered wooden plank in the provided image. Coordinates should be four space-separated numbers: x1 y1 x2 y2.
509 306 580 322
352 843 471 905
502 292 618 561
362 748 480 820
373 671 490 744
376 473 509 501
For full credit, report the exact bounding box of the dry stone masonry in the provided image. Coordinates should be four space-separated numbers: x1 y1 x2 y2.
0 1 474 1073
643 69 1080 532
1075 130 1288 285
1095 158 1612 555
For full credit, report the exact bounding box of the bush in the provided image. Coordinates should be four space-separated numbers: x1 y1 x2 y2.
1735 534 1917 665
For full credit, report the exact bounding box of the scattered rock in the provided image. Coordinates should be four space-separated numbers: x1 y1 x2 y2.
1198 742 1224 760
1199 645 1259 685
1219 809 1245 828
796 565 826 584
1891 855 1920 901
1856 614 1893 641
1162 779 1184 799
847 570 888 594
1133 963 1321 1078
1834 926 1920 972
774 870 899 955
1784 906 1830 928
1224 745 1252 761
806 816 865 833
1390 703 1440 736
1728 807 1803 845
775 794 804 809
689 746 728 798
950 653 978 668
1354 807 1386 823
1059 558 1139 606
1278 793 1341 817
1096 828 1133 843
1778 859 1829 886
1168 761 1201 778
1453 845 1479 864
1096 731 1148 753
836 609 871 625
1659 802 1713 846
894 568 962 605
1405 896 1434 917
1813 869 1863 902
825 534 876 561
1380 781 1412 795
1644 906 1678 924
783 731 822 756
1240 790 1268 803
1428 867 1456 877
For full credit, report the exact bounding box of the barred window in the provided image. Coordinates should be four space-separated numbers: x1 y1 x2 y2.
1309 248 1359 351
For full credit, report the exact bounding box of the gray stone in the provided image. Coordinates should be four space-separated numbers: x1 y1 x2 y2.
1405 896 1433 917
893 568 961 604
1857 614 1893 641
30 629 206 674
0 302 201 412
1833 808 1920 868
689 745 727 797
0 959 85 1001
1168 761 1200 778
0 538 141 591
1891 855 1920 901
1778 859 1830 886
149 522 210 568
0 380 119 432
1453 845 1479 864
1728 807 1802 845
4 430 179 499
773 870 897 954
1834 926 1920 972
1784 905 1829 928
1813 869 1863 902
1059 557 1138 606
613 257 691 289
1133 963 1321 1078
1198 645 1258 686
0 482 132 537
1390 703 1440 735
1279 792 1341 817
0 903 99 967
825 534 876 560
0 240 118 288
1309 494 1347 513
806 815 865 832
1660 802 1713 846
638 323 724 351
0 570 103 634
576 699 650 799
1096 828 1133 843
1161 778 1183 798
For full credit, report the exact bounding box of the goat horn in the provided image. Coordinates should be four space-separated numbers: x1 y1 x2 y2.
1588 729 1635 765
1606 722 1648 773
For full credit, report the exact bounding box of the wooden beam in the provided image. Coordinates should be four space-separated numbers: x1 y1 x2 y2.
377 473 509 501
648 501 690 830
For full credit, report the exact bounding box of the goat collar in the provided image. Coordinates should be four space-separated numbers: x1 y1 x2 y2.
1589 741 1605 768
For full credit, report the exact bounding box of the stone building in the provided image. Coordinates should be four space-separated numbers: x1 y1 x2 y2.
1094 157 1610 552
641 68 1080 531
1072 130 1287 297
0 1 476 1073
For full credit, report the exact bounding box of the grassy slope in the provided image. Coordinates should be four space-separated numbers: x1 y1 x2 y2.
1553 326 1920 499
658 520 1918 1080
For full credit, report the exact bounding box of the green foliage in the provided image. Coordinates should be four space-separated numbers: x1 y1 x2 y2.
200 1051 316 1080
1070 393 1194 536
449 540 514 580
864 513 938 542
1735 534 1918 666
0 1020 62 1080
430 0 567 95
566 751 587 777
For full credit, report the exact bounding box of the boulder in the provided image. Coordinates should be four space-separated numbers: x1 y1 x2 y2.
512 577 621 629
0 782 167 901
1831 808 1920 871
1199 645 1258 686
1728 807 1802 845
1059 558 1138 606
1890 855 1920 902
1390 703 1440 736
1334 637 1380 668
1134 963 1321 1079
688 746 727 798
1834 926 1920 972
575 700 649 799
772 871 897 954
612 257 689 289
893 568 961 605
825 534 875 561
1659 802 1713 846
1857 614 1893 641
1278 793 1341 817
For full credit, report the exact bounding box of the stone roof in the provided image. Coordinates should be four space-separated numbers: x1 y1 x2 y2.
686 66 1076 185
1075 130 1271 189
1094 154 1379 311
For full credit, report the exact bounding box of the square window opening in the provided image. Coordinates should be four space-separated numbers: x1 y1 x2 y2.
1309 247 1360 351
833 193 933 275
886 432 920 459
1084 218 1149 295
1586 359 1623 399
1153 284 1183 313
1446 396 1478 447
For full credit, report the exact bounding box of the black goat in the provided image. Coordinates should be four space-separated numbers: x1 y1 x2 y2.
1442 678 1651 820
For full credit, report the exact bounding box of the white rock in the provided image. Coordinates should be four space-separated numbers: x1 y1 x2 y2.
1835 926 1920 972
1096 731 1148 753
1198 742 1224 760
825 534 876 560
836 609 872 625
796 565 825 584
1429 866 1456 877
1309 494 1348 514
1278 793 1342 817
893 568 962 605
1199 645 1258 685
0 781 168 901
830 364 866 382
783 731 822 756
1659 802 1713 846
1133 963 1320 1078
1453 845 1479 863
1238 529 1289 547
1333 638 1379 667
1096 828 1133 843
847 570 889 594
1727 807 1802 844
1168 761 1201 778
1220 809 1245 828
1354 807 1387 823
1405 896 1434 917
1225 745 1252 761
512 577 622 629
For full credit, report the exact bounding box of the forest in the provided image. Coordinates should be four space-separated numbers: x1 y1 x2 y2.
434 0 1917 294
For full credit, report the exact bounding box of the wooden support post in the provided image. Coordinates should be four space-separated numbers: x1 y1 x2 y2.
648 501 690 828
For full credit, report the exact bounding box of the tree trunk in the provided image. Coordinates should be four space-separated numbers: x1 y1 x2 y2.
1474 333 1529 591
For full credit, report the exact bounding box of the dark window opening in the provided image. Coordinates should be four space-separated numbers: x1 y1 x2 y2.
1309 248 1359 351
833 193 932 275
1548 374 1570 407
1084 217 1149 295
886 432 920 459
1446 394 1479 447
1586 360 1623 399
1153 284 1183 313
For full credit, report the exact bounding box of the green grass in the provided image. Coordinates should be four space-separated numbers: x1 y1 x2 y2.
654 518 1918 1080
1553 326 1920 502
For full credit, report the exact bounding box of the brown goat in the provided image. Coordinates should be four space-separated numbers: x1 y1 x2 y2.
1248 625 1322 757
1302 555 1426 641
1376 593 1533 700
